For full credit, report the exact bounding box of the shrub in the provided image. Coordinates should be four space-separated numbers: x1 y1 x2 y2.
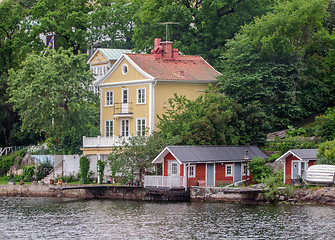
0 155 16 176
80 156 90 184
97 160 106 184
22 165 35 182
317 140 335 165
35 160 53 181
248 157 272 183
261 170 293 203
315 107 335 141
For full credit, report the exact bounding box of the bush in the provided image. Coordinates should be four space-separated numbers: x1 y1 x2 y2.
261 170 293 203
0 155 16 176
317 140 335 165
35 160 53 181
315 107 335 141
56 173 79 183
22 165 35 182
80 156 90 184
249 157 272 183
97 160 106 184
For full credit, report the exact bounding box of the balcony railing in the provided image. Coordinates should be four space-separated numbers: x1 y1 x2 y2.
82 136 129 148
113 102 133 116
144 176 187 188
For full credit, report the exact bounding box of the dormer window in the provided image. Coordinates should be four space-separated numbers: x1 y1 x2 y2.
122 64 129 75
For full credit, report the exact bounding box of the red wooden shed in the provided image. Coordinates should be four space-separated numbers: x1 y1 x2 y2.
144 145 268 189
275 149 318 185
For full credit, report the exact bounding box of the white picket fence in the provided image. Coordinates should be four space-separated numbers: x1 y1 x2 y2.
144 176 187 188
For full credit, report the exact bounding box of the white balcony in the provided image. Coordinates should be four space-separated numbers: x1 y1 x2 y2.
82 136 129 148
144 176 187 188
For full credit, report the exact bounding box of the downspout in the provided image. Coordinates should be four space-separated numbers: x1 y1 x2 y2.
149 80 157 134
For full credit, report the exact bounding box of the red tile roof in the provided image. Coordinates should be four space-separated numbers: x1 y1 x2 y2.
125 54 221 81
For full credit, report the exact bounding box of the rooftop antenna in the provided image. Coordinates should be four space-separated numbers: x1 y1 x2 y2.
157 22 179 42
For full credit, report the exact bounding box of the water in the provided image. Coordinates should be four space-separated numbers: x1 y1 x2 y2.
0 197 334 240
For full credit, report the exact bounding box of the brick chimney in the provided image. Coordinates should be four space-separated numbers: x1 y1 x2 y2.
151 38 179 60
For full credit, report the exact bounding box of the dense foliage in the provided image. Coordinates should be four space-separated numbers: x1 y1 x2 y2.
8 49 99 154
35 160 53 181
97 159 106 184
248 158 272 183
1 0 334 154
158 89 269 145
315 107 335 141
108 133 167 183
79 156 90 184
317 140 335 165
218 0 335 132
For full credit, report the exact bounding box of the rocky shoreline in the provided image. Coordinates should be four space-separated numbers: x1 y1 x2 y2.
0 184 334 205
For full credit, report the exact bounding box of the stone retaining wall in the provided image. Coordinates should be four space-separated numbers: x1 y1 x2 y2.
0 184 190 201
0 184 91 198
190 187 265 204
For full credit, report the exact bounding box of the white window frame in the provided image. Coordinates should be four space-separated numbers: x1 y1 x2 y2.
105 91 114 106
291 161 307 179
171 163 178 175
137 88 146 104
105 120 113 137
136 118 146 136
188 165 196 178
120 119 130 137
242 163 250 176
226 164 233 177
122 63 129 75
122 88 128 104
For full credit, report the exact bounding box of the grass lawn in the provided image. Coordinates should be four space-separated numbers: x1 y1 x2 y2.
0 179 8 185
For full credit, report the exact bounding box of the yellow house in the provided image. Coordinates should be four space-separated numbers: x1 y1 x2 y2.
81 38 221 165
87 48 133 92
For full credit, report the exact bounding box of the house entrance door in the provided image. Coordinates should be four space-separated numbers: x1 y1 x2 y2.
292 161 300 182
234 162 242 183
206 163 215 187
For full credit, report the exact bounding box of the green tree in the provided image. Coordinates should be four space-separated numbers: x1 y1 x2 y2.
0 0 43 147
158 89 268 145
97 159 106 184
132 0 275 67
8 48 99 154
315 107 335 141
88 0 140 49
108 133 167 183
30 0 93 54
219 0 334 130
317 140 335 165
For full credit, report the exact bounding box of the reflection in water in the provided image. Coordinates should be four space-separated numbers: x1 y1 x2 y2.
0 197 334 239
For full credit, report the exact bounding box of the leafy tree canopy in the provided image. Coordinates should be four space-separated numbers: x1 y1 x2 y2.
317 140 335 165
132 0 275 67
218 0 335 131
157 88 269 145
315 107 335 141
88 0 141 49
30 0 93 54
0 0 43 147
108 133 167 182
8 48 99 153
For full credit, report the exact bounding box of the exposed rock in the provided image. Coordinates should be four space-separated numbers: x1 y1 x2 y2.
294 187 335 205
20 153 36 168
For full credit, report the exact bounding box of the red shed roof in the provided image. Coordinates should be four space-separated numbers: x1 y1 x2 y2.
125 53 221 81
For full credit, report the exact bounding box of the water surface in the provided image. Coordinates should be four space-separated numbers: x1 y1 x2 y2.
0 197 334 239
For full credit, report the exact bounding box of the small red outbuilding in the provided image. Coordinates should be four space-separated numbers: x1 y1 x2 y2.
275 149 318 185
144 145 268 189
